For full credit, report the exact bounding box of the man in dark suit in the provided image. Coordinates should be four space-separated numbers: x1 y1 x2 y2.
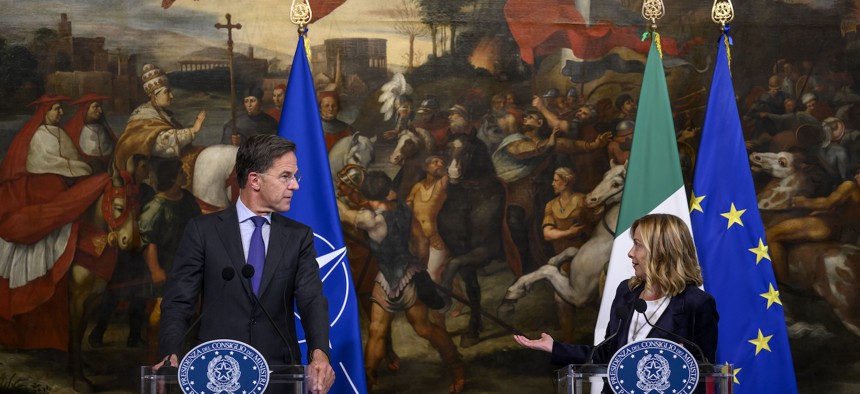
155 134 335 393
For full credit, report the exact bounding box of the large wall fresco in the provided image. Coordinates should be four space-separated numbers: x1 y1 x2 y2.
0 0 858 392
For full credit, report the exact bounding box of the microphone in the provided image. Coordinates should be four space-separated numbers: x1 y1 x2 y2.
158 266 236 375
241 264 297 365
241 264 255 281
585 306 628 364
633 299 711 365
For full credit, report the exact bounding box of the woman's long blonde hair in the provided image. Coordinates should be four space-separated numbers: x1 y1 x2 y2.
628 213 703 296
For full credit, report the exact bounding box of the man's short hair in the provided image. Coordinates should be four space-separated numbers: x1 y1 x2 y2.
155 159 184 192
236 134 297 188
615 94 634 110
317 90 339 106
523 107 545 123
360 171 393 201
424 155 445 168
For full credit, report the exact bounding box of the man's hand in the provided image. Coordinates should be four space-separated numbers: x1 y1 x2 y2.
307 349 335 394
545 127 564 149
192 110 207 136
566 222 587 237
531 95 546 110
597 131 613 145
382 129 399 140
231 133 240 146
153 354 178 372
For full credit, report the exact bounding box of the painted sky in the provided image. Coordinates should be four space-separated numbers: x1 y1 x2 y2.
0 0 433 69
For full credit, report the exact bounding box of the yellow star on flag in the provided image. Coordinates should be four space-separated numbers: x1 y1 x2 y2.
760 283 782 309
720 203 746 229
723 362 742 385
748 329 773 355
748 238 770 264
690 192 705 213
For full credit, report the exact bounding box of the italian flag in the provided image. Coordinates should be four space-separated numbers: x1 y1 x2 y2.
593 38 692 342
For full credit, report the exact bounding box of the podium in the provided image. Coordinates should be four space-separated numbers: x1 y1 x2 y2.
556 363 733 394
141 365 307 394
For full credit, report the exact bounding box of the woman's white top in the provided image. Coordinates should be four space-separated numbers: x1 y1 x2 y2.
627 296 671 343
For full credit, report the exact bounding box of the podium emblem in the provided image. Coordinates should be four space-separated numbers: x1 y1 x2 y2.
607 338 698 394
178 339 269 394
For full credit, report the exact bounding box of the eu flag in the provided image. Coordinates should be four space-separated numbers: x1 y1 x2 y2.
279 34 367 393
691 34 798 393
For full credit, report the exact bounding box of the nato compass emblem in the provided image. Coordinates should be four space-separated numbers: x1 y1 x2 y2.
177 339 269 394
295 232 350 347
607 338 699 394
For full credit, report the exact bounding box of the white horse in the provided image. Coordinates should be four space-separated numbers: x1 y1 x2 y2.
329 133 376 180
192 144 239 211
501 162 626 309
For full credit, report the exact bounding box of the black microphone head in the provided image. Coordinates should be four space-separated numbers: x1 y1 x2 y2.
241 264 255 279
222 267 235 281
634 299 647 313
615 306 629 320
156 365 177 376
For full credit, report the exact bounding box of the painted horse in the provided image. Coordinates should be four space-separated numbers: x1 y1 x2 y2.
72 169 140 392
749 149 831 227
782 242 860 338
438 133 507 347
192 144 240 212
499 162 625 334
329 133 376 181
389 126 434 199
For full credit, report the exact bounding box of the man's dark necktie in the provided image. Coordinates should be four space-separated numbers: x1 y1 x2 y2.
248 216 267 295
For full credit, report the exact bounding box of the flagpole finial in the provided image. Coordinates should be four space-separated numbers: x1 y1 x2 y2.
642 0 665 28
641 0 665 57
290 0 313 29
712 0 734 26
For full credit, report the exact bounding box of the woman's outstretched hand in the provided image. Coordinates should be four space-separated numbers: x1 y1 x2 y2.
513 333 555 353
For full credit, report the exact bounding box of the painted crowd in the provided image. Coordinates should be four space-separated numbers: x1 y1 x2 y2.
1 53 859 390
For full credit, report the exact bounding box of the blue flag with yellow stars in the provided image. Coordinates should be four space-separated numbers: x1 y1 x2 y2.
279 33 367 393
690 33 798 393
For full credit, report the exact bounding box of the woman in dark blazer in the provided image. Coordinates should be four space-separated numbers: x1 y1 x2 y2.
514 213 718 367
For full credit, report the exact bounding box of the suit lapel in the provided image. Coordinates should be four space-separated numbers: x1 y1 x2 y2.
215 206 254 298
258 214 288 297
653 289 685 339
616 285 641 347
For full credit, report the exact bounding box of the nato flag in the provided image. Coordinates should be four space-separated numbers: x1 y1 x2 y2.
279 34 367 394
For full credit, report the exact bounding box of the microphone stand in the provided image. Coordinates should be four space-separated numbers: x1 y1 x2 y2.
633 299 712 366
241 264 298 366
